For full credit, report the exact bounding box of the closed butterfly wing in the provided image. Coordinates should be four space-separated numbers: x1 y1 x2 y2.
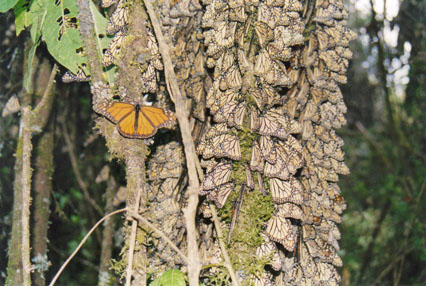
264 155 291 180
103 29 126 67
270 177 304 205
212 134 241 160
256 234 282 271
266 215 298 251
201 161 232 192
276 203 303 220
106 4 129 35
207 182 234 208
62 69 90 83
259 136 276 164
250 141 264 172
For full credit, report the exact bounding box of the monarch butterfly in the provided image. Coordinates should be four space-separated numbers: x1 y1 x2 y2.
299 243 319 278
250 273 273 286
264 156 291 180
257 172 267 196
259 136 276 164
201 161 232 192
256 234 281 271
266 215 298 251
106 3 129 35
212 101 246 128
102 102 176 139
254 49 272 76
199 134 241 160
103 29 126 67
269 177 304 205
101 0 118 8
255 108 301 139
62 69 90 83
302 224 316 241
316 221 341 250
276 203 303 220
245 163 255 190
250 141 264 172
207 181 234 208
315 262 340 284
306 239 342 267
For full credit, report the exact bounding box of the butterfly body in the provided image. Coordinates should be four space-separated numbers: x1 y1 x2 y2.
103 102 176 139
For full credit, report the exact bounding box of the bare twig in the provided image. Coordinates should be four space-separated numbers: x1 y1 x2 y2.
32 64 58 117
48 208 128 286
143 1 202 285
227 184 246 244
125 186 143 286
62 122 104 216
355 121 392 169
210 205 240 286
21 107 34 286
98 177 116 285
127 210 189 264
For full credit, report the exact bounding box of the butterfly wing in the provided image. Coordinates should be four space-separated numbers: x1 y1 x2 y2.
128 106 175 138
117 110 138 137
104 103 175 139
140 106 176 128
105 102 135 123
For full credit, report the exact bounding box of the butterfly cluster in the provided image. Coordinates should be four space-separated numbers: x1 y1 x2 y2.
158 1 207 121
146 142 187 270
195 0 355 285
69 0 355 282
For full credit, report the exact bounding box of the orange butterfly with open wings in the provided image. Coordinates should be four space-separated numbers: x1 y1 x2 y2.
102 102 176 139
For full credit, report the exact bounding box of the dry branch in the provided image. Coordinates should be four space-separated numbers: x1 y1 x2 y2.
143 1 202 284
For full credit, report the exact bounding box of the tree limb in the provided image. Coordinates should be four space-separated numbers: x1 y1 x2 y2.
142 1 202 284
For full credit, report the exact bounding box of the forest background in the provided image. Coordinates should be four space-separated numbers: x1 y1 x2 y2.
0 0 425 285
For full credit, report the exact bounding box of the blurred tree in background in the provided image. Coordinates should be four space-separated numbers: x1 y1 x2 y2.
339 0 426 285
0 0 424 285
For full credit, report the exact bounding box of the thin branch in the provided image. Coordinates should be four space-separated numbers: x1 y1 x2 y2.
127 210 189 265
48 208 128 286
210 204 240 286
32 64 58 117
143 1 202 285
21 107 34 286
62 122 104 216
20 64 58 286
125 186 143 286
76 0 103 82
98 177 116 285
372 246 414 285
355 121 392 169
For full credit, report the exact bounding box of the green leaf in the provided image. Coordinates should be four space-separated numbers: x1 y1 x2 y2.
88 1 115 85
14 0 32 36
42 0 86 74
22 0 46 92
29 0 48 43
0 0 19 12
151 270 186 286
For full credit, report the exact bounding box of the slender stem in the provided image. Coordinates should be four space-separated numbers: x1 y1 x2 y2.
21 107 33 286
62 122 104 216
127 210 189 264
210 204 240 286
48 208 128 286
125 187 143 286
143 1 201 284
